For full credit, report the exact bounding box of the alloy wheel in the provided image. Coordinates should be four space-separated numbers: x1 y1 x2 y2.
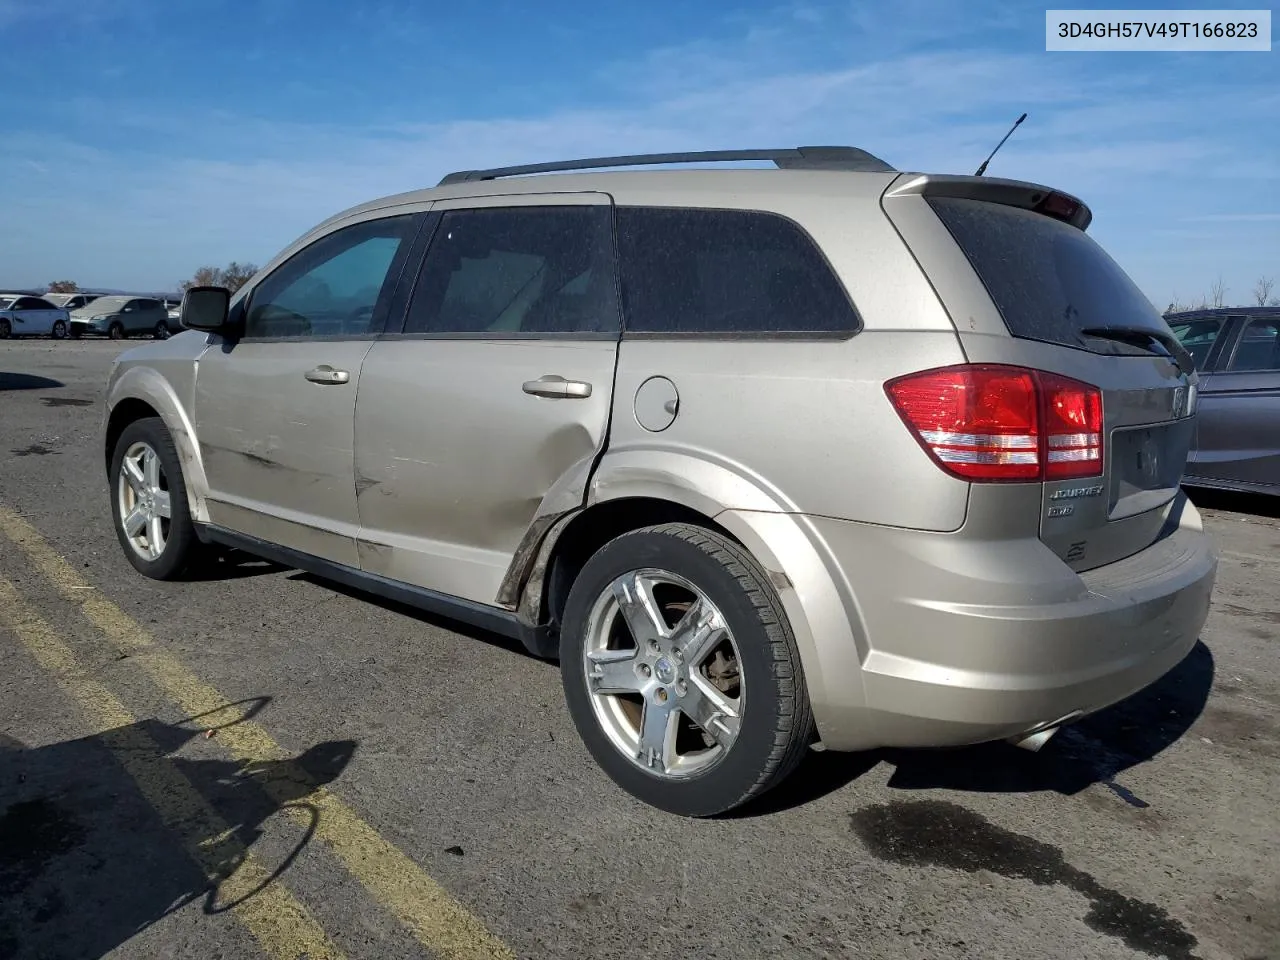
582 568 744 779
116 441 172 561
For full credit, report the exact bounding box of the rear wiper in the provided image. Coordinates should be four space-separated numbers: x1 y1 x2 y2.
1078 326 1195 375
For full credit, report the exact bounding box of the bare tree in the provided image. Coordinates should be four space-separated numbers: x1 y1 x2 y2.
1209 276 1227 308
47 280 79 293
1253 276 1275 307
222 262 259 293
180 262 260 295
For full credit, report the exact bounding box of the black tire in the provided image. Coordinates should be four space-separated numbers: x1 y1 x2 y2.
0 319 10 339
51 319 67 339
560 523 813 817
109 322 125 340
154 320 170 340
108 417 207 580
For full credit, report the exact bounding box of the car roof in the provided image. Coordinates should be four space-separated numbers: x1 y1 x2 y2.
1166 307 1280 322
305 146 1085 236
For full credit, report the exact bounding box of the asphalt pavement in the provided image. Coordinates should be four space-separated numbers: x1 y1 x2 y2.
2 338 1277 960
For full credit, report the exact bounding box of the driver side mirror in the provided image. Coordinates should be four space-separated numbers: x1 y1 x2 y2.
180 286 236 335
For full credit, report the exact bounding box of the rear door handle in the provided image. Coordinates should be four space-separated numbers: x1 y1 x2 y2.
304 365 350 385
522 375 592 399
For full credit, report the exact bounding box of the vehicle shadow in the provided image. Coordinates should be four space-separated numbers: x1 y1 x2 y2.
183 548 289 582
0 373 65 391
0 700 356 960
1185 486 1280 520
739 640 1214 817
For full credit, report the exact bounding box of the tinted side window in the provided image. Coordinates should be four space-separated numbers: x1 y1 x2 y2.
1169 317 1227 371
15 298 42 310
404 206 618 335
1227 317 1280 372
247 215 418 339
616 207 857 335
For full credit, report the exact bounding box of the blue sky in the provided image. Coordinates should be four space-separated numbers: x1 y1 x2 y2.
0 0 1275 307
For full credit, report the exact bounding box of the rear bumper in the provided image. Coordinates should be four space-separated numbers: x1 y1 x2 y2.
780 494 1217 751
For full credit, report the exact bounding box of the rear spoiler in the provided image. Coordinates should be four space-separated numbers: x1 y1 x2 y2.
883 173 1092 231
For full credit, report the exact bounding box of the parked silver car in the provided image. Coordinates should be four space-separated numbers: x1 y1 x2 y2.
101 147 1217 815
1170 308 1280 495
45 292 101 312
0 294 70 339
70 296 173 340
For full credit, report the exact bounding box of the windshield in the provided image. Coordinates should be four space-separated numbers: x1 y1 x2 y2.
928 197 1174 355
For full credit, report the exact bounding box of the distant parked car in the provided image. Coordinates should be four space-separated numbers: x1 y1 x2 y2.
45 292 101 312
69 296 174 340
0 294 70 339
1170 307 1280 496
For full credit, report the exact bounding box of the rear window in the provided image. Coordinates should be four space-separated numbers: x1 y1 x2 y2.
616 207 858 336
928 197 1171 353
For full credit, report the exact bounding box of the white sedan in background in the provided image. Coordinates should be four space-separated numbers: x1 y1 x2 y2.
0 295 71 339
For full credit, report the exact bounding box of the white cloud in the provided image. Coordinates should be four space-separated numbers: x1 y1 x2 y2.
1182 213 1280 223
0 0 1275 302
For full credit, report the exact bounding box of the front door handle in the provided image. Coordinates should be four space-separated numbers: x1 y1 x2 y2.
304 365 350 385
522 375 592 399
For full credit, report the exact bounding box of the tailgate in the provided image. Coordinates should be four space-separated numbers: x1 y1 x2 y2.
883 176 1198 571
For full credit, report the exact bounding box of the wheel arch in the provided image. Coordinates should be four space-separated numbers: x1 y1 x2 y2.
509 452 865 743
104 368 210 522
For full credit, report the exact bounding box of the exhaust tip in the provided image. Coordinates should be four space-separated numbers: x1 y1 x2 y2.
1007 711 1084 752
1008 726 1059 752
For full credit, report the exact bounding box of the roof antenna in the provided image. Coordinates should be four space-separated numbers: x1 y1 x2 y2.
974 112 1027 177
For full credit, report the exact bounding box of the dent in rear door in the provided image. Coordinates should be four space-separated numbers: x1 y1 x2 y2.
353 193 621 606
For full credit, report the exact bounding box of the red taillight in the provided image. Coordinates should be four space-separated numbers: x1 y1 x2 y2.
886 364 1103 483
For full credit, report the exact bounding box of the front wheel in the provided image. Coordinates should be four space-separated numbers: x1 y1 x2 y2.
108 322 125 340
109 417 207 580
0 319 10 339
51 319 67 339
154 320 170 340
560 523 813 817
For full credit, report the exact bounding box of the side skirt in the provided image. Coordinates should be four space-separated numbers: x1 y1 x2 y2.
198 524 557 659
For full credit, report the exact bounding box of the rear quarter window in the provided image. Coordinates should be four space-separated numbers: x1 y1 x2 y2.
928 196 1171 352
616 207 858 336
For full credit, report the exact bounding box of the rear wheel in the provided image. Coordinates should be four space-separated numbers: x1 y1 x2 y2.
51 319 67 339
109 322 125 340
560 523 813 817
0 319 10 339
109 417 206 580
154 320 170 340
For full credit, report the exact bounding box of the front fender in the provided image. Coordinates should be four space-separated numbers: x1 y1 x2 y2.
105 365 211 522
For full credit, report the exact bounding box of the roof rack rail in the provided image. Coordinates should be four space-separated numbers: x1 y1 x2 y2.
437 146 895 185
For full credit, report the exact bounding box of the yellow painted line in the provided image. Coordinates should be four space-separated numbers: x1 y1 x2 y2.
0 506 515 960
0 576 346 960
